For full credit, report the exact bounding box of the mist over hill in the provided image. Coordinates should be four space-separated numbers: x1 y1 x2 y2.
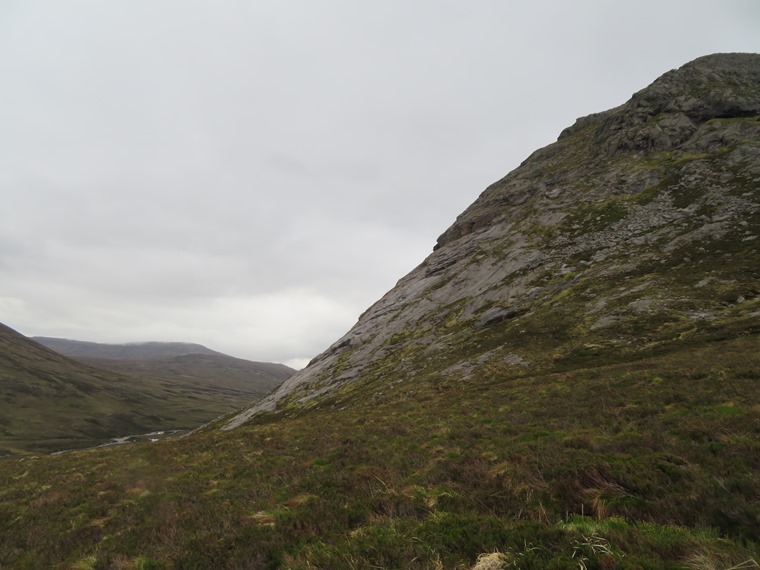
32 337 225 359
33 336 294 400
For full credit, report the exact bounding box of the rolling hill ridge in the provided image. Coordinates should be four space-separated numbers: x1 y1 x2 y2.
31 338 226 359
0 326 292 454
33 337 293 405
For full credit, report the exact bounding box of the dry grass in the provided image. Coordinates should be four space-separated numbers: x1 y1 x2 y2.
471 552 511 570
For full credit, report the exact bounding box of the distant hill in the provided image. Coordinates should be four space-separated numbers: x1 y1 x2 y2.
33 337 294 400
32 337 224 359
0 326 293 455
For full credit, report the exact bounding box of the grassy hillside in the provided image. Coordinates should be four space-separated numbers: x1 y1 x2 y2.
0 334 758 568
0 325 289 455
78 353 291 403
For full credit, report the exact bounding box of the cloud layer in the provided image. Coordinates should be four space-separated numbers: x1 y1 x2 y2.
1 1 758 367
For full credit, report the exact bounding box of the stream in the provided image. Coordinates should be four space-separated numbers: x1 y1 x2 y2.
51 429 185 455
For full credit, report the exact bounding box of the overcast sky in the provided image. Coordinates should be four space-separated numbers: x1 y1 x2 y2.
1 1 758 368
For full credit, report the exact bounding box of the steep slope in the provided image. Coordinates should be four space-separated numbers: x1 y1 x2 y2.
1 54 760 569
225 52 760 428
33 337 293 405
0 325 290 454
0 323 174 454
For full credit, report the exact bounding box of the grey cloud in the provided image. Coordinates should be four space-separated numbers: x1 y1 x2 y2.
1 1 758 365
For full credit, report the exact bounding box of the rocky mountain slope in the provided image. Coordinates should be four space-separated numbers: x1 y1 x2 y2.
0 325 291 454
225 52 760 429
1 54 759 568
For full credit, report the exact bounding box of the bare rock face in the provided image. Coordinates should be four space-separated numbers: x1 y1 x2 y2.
593 53 760 156
224 53 760 430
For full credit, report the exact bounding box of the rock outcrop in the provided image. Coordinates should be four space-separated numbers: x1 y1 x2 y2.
224 53 760 430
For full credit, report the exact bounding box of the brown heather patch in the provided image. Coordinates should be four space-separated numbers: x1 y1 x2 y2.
2 332 757 568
